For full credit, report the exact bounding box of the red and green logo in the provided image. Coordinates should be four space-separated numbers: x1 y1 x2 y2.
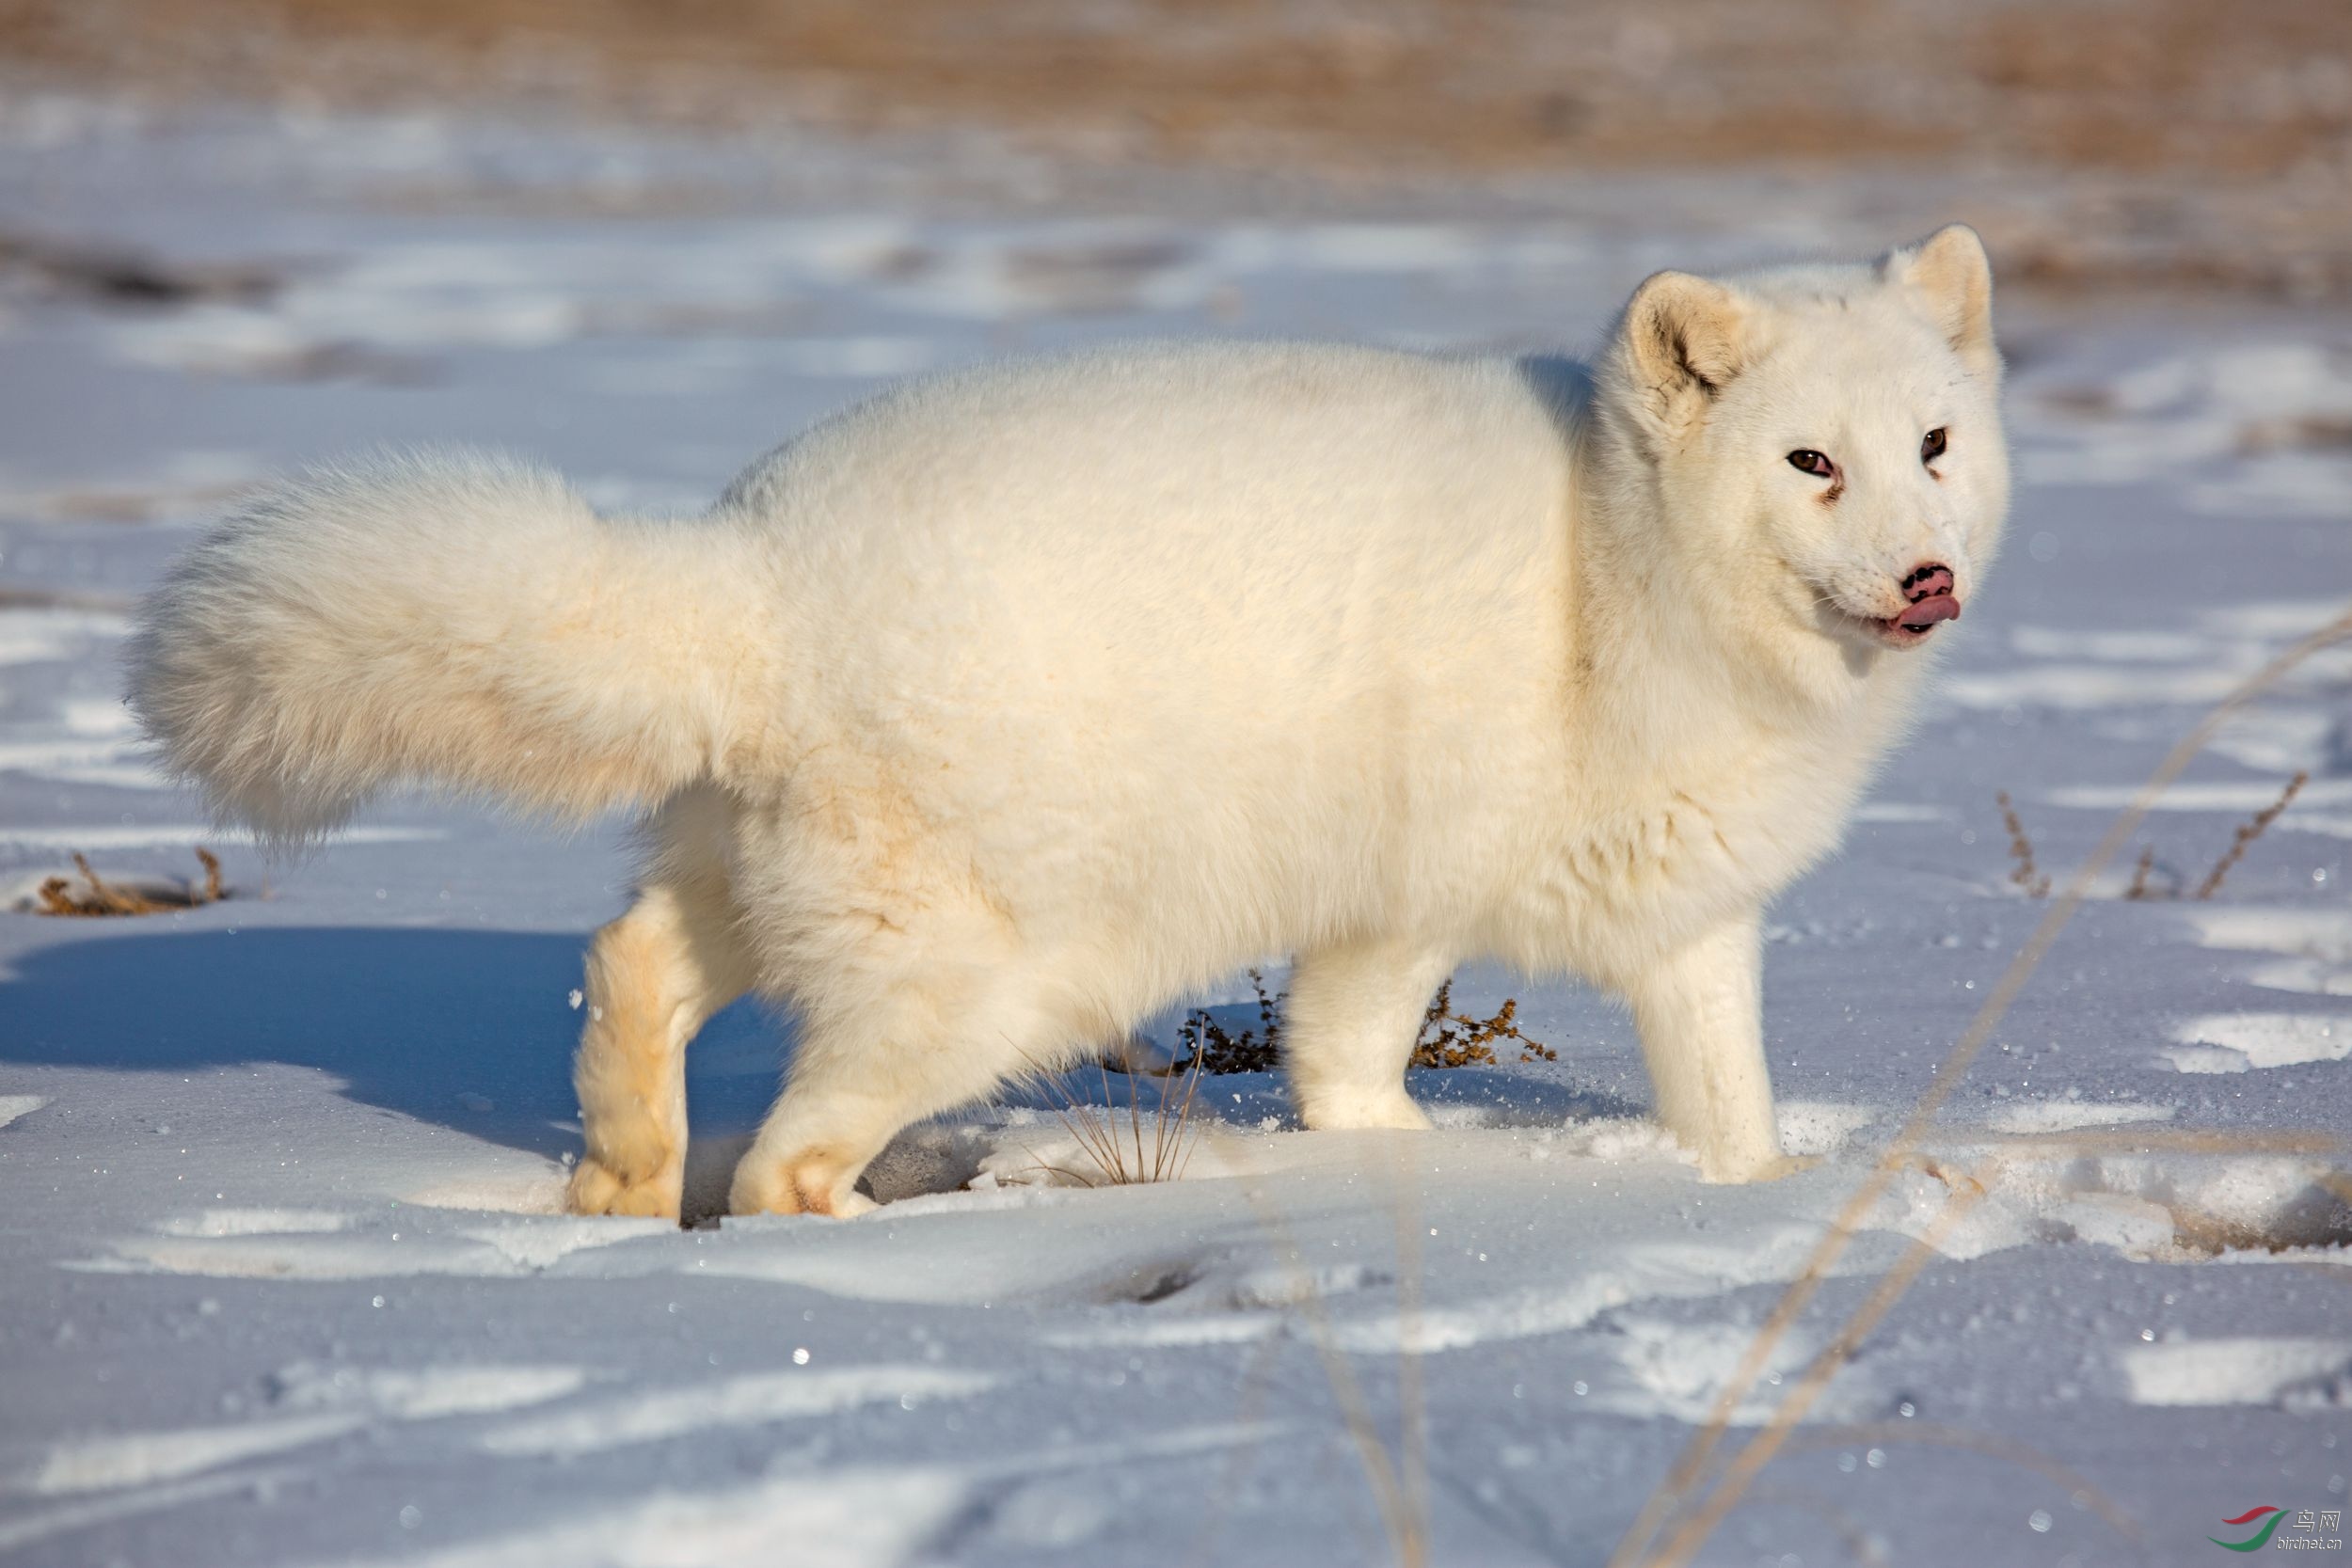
2212 1506 2285 1552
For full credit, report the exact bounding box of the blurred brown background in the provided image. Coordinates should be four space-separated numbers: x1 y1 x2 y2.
7 0 2352 297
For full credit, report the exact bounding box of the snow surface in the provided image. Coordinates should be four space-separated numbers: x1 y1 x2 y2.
2 96 2349 1568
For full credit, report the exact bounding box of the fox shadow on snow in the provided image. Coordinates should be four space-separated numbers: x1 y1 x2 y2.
2 924 1645 1211
0 925 785 1166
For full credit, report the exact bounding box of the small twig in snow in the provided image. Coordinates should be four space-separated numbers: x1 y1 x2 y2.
2192 770 2306 899
1995 791 2051 898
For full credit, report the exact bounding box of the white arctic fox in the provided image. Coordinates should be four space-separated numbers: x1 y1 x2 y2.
130 226 2007 1219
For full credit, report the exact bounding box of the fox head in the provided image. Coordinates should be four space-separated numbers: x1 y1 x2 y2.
1597 225 2010 676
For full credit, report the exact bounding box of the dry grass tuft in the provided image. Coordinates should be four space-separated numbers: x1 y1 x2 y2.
1029 1048 1207 1188
35 847 225 916
1176 970 1556 1074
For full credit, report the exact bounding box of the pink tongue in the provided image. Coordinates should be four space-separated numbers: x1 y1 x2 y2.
1897 594 1961 631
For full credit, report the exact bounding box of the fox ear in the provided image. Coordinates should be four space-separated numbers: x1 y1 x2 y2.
1885 224 1997 378
1614 270 1752 440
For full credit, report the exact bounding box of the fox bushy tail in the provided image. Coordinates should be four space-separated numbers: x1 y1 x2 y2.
128 451 766 845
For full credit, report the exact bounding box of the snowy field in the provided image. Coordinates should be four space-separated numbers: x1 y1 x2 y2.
2 95 2351 1567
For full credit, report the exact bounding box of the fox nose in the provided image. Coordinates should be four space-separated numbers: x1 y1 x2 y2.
1895 561 1960 632
1901 562 1955 603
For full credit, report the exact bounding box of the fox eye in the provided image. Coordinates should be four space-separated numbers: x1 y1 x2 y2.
1787 450 1835 479
1921 427 1948 464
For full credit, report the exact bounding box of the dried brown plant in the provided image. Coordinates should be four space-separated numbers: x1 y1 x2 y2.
1176 967 1286 1073
1177 971 1557 1075
2191 769 2306 899
35 847 228 916
39 852 159 915
2112 768 2307 901
1410 981 1557 1067
1995 790 2051 898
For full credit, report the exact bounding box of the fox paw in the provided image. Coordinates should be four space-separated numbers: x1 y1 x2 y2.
566 1156 683 1219
728 1151 877 1218
1698 1150 1820 1184
1296 1089 1434 1132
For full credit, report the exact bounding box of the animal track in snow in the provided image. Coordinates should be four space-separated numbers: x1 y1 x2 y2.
1776 1100 1880 1155
28 1413 363 1496
1585 1316 1830 1426
316 1466 971 1568
0 1471 277 1556
154 1208 349 1238
476 1366 996 1457
457 1216 674 1270
88 1232 524 1281
1982 1100 2174 1133
1321 1223 1851 1355
2121 1338 2352 1408
2185 906 2352 996
401 1165 569 1215
2160 1012 2348 1072
23 1363 596 1500
1936 1147 2352 1261
268 1362 589 1420
93 1202 675 1282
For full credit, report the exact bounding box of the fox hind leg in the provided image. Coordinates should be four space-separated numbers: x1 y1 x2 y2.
729 892 1077 1217
566 857 755 1220
729 974 1068 1217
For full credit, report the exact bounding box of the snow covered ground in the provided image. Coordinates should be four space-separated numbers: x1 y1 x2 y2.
2 95 2350 1567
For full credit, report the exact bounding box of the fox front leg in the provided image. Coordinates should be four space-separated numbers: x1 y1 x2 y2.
1622 913 1793 1182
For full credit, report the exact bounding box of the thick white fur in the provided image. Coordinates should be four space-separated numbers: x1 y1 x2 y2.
128 227 2008 1217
